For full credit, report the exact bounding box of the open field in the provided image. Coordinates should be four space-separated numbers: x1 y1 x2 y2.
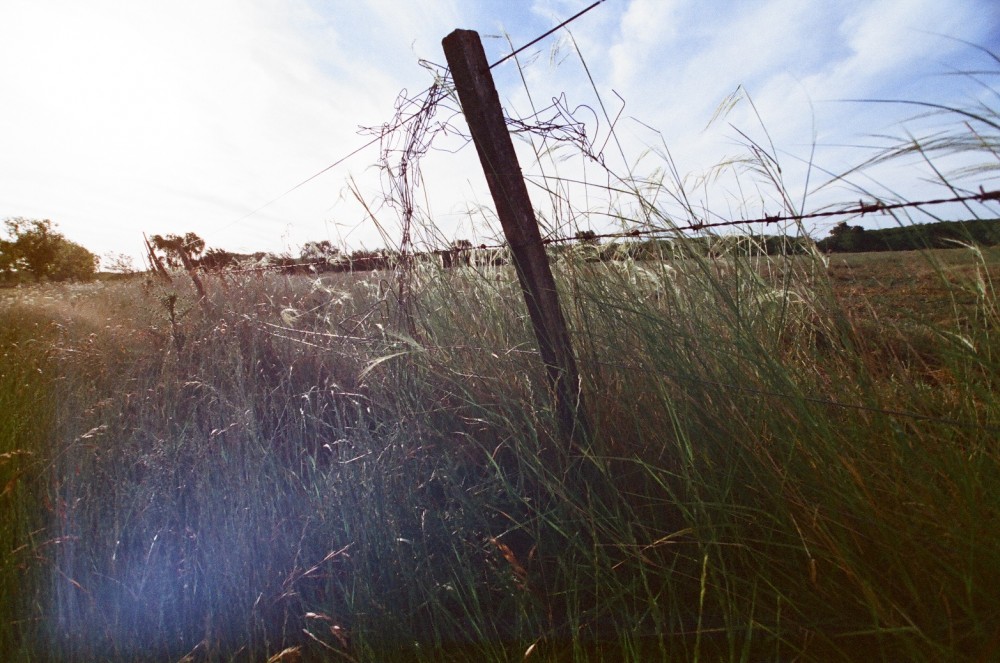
1 245 998 661
825 247 1000 324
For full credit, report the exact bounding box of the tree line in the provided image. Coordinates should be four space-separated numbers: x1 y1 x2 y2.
146 233 414 274
5 216 997 286
816 219 1000 253
141 220 1000 277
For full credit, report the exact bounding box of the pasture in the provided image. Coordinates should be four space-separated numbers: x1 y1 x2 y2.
1 245 998 661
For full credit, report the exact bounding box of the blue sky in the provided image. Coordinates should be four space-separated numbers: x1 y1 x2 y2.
1 0 999 265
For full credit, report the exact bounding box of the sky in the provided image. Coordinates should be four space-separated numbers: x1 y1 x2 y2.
1 0 999 267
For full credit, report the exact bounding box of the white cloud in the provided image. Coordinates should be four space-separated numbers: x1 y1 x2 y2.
609 0 681 85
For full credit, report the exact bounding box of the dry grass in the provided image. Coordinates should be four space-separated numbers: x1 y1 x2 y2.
0 241 997 660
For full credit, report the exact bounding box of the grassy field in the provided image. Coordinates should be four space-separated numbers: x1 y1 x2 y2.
825 248 1000 324
1 243 997 661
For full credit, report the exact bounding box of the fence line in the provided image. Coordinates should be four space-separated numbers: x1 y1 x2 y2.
155 187 999 274
537 187 1000 247
412 188 1000 253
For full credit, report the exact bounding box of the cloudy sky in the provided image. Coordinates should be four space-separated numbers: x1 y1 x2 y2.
2 0 999 265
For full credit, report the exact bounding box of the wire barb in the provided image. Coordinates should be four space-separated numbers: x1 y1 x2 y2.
978 186 1000 202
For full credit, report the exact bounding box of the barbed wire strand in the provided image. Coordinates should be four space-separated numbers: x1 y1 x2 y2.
429 188 1000 252
489 0 608 70
537 187 1000 247
181 186 999 267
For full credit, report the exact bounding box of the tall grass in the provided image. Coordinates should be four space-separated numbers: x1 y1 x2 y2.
3 54 1000 661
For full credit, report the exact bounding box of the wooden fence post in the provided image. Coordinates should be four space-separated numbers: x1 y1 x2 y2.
443 29 588 448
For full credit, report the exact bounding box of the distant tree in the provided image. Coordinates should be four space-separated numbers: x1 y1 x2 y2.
199 247 237 271
3 218 58 279
300 240 342 270
821 221 869 253
0 238 14 278
150 232 206 269
49 241 101 281
102 252 137 275
0 218 98 282
575 229 600 245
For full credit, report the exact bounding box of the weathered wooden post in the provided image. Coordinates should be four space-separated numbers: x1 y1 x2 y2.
143 233 172 283
443 29 588 447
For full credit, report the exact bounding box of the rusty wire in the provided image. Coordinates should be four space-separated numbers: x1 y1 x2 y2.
430 187 1000 253
536 186 1000 246
357 71 460 335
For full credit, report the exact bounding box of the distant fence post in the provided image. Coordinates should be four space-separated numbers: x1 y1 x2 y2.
143 233 172 283
443 29 588 448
